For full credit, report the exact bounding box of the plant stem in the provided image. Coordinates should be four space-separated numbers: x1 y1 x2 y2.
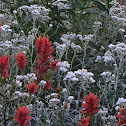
3 95 6 126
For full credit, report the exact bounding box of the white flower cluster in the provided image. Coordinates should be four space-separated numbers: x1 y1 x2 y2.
0 40 12 48
57 61 70 72
36 100 44 107
54 33 81 56
16 73 37 87
108 42 126 56
98 107 108 115
39 80 46 86
109 1 126 27
100 72 115 82
101 115 116 123
26 73 37 82
60 33 76 46
1 25 12 32
52 0 70 10
95 56 102 62
49 98 60 107
77 34 93 41
15 91 29 97
63 71 78 82
70 43 82 51
17 5 51 21
74 69 95 83
100 71 112 77
0 14 5 21
115 97 126 111
63 69 95 83
1 24 12 38
116 97 126 105
54 42 67 57
68 96 74 102
48 93 60 107
102 50 114 63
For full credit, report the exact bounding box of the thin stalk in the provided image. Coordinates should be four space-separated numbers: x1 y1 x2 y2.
3 94 6 126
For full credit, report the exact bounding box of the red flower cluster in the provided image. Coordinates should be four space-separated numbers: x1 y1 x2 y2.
0 55 9 79
14 106 33 126
116 107 126 125
44 81 51 91
50 60 59 70
81 93 100 116
78 93 100 126
16 53 28 70
26 82 39 94
36 37 53 54
35 37 58 81
77 117 90 126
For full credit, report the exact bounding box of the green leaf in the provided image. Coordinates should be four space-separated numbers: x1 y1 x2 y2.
6 117 14 121
0 10 6 14
100 28 109 33
0 92 4 97
91 0 109 13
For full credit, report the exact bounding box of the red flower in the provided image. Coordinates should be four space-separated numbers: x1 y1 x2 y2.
64 104 68 109
44 81 51 91
35 37 54 81
26 82 39 94
116 107 126 125
16 53 28 70
0 55 9 79
50 60 59 70
77 117 90 126
81 93 100 116
56 87 63 93
36 37 53 54
14 106 33 126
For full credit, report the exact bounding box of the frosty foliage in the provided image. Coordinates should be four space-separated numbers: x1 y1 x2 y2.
0 0 126 126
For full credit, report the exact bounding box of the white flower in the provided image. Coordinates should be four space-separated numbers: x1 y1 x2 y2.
103 50 114 63
95 56 102 62
68 96 74 101
22 93 29 97
89 77 95 83
39 80 46 86
71 77 78 82
16 75 24 80
0 14 4 20
70 43 82 51
63 71 78 82
115 106 119 111
15 91 23 97
62 88 67 93
116 98 126 105
74 69 95 83
83 34 93 41
49 24 53 27
98 108 108 115
16 80 22 87
51 93 59 98
45 95 51 100
49 98 60 106
22 51 26 54
100 72 112 77
94 21 102 27
118 28 125 33
13 10 17 14
57 61 70 72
